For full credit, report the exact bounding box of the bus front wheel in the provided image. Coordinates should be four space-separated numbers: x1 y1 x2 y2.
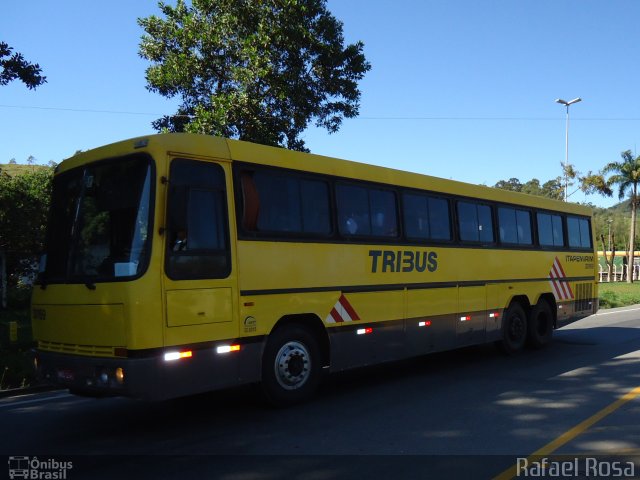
499 303 528 354
261 324 321 406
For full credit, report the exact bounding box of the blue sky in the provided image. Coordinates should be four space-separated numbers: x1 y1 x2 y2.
2 0 640 208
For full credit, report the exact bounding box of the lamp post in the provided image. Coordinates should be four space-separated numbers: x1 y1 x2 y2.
555 97 582 201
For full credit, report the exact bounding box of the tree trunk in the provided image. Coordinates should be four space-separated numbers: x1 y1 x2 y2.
621 235 629 280
629 188 637 283
601 233 616 282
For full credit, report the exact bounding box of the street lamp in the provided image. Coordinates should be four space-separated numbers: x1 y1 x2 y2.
555 97 582 201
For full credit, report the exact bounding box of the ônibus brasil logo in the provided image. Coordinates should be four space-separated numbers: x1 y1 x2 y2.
8 456 73 479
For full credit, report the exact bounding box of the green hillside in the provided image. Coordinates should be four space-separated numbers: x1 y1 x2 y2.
0 164 48 176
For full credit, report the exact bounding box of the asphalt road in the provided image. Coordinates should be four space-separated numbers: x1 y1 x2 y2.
2 306 640 479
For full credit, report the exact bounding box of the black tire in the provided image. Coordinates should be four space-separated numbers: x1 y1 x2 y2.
260 324 321 407
498 303 528 354
527 300 554 349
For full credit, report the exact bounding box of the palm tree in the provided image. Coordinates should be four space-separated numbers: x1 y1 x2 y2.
603 150 640 283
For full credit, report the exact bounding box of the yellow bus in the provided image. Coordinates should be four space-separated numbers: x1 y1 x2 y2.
32 133 598 404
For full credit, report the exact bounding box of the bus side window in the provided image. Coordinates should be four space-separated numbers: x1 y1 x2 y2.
336 184 371 236
428 197 451 240
336 184 397 238
537 212 564 248
498 207 532 245
240 168 331 235
403 193 430 239
240 172 260 231
457 201 494 243
403 193 451 241
567 215 592 249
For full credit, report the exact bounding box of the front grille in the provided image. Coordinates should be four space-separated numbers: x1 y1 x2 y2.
38 340 115 357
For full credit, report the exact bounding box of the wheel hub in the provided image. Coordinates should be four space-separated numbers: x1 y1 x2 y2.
509 316 525 340
274 341 311 391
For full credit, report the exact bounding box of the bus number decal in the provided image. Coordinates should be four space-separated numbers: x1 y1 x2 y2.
369 250 438 273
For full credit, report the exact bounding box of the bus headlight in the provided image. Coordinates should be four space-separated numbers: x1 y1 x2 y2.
115 367 124 384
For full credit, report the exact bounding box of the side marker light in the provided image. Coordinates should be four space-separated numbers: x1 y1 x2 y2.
356 327 373 335
217 345 241 354
164 350 193 362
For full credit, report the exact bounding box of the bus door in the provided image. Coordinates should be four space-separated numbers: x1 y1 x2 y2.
456 284 487 346
162 157 237 346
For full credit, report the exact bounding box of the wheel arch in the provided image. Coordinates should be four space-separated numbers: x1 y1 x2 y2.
269 313 330 368
506 294 531 312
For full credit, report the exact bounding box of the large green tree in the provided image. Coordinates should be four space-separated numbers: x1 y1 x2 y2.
493 176 564 201
493 177 522 192
540 178 564 201
0 42 46 89
138 0 371 151
601 150 640 283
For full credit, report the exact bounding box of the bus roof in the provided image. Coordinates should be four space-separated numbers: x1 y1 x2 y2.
59 133 592 216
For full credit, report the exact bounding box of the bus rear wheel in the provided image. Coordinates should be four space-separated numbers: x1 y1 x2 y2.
527 300 553 349
498 303 527 354
261 324 320 406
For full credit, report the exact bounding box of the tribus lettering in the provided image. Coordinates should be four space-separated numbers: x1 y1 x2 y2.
369 250 438 273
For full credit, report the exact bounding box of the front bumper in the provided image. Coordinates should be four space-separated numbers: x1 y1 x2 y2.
35 341 263 401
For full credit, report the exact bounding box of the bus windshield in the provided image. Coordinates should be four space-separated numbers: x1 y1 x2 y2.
41 154 153 284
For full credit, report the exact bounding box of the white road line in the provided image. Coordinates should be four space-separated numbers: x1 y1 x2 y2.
0 392 74 409
595 307 640 316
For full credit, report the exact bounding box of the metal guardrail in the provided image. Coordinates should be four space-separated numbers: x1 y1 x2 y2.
598 264 640 282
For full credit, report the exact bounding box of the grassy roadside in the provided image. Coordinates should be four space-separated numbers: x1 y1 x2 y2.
598 282 640 309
